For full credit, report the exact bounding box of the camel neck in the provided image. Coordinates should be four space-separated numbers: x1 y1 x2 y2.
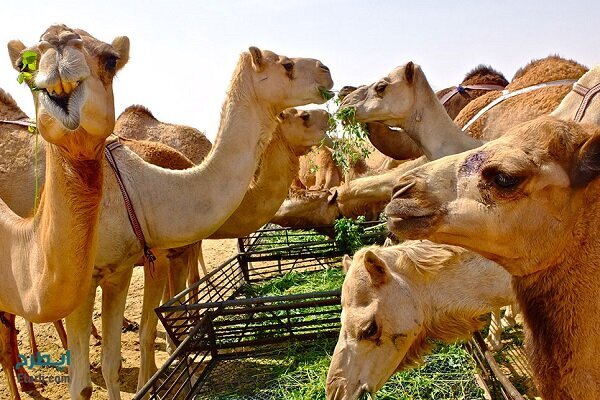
512 236 600 398
129 62 278 248
210 130 299 238
421 252 512 323
0 137 102 320
404 73 483 160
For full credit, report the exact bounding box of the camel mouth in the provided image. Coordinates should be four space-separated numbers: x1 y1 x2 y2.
39 81 84 131
385 200 441 237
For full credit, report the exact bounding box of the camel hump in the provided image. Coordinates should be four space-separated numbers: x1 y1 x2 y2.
509 55 588 90
118 104 157 120
121 138 194 170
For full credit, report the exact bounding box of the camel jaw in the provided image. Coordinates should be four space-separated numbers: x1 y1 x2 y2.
38 82 84 131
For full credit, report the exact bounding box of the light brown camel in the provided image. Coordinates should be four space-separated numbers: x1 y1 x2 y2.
136 108 330 388
2 104 331 395
326 241 514 399
270 187 341 233
385 116 600 399
0 24 129 400
114 104 212 164
62 47 330 400
338 64 508 162
0 45 332 399
341 56 587 161
435 64 509 119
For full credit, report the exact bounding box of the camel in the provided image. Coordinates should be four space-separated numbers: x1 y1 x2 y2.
0 25 129 400
136 107 330 388
1 102 331 396
385 116 600 399
61 47 329 400
326 241 514 399
551 65 600 124
114 104 212 164
341 56 587 161
0 45 332 399
271 187 341 234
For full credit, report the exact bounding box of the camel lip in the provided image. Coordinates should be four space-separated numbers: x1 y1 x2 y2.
38 82 84 131
386 214 437 237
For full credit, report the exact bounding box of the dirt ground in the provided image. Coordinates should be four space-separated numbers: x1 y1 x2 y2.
0 239 238 400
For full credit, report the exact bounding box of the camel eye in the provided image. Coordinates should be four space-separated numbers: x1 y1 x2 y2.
362 321 379 340
282 61 294 72
300 112 310 121
492 173 521 189
375 82 387 95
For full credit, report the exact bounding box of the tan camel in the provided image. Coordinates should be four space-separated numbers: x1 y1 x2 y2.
114 104 212 164
338 65 508 162
62 47 331 400
1 104 331 395
341 56 587 161
436 64 509 119
271 188 341 233
136 108 330 388
385 116 600 399
326 241 514 399
0 24 129 400
0 46 332 399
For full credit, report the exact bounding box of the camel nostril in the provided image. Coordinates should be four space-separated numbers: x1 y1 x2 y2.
392 181 416 200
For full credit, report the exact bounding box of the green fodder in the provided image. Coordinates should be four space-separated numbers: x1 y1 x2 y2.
208 341 483 400
247 268 345 297
250 229 329 252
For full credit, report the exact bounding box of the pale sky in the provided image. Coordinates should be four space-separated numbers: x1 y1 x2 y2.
1 0 599 141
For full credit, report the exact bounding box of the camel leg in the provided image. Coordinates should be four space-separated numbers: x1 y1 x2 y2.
484 308 504 351
1 313 23 400
101 267 133 400
165 246 194 355
26 321 39 356
53 320 68 349
66 283 97 400
137 255 169 392
501 303 521 328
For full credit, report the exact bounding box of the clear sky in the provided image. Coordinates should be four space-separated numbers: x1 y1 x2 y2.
1 0 599 141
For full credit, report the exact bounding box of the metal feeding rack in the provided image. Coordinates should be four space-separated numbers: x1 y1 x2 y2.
135 223 528 400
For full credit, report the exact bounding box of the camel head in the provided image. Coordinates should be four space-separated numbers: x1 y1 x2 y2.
385 116 600 276
327 245 427 399
340 62 421 125
7 24 129 155
245 47 333 110
271 188 340 235
277 108 330 156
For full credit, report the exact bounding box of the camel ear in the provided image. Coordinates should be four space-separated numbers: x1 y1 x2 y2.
404 61 414 83
111 36 130 72
342 254 352 274
328 188 338 204
249 46 263 71
364 250 390 286
7 40 26 71
572 131 600 187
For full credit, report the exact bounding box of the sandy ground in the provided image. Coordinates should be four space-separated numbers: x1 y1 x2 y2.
0 239 238 400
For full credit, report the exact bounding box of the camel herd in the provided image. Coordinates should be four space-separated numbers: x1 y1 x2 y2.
0 22 599 400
